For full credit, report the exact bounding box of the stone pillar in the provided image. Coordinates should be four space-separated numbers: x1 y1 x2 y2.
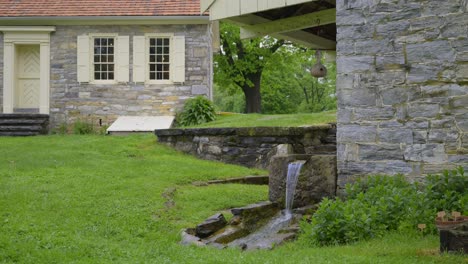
336 0 468 192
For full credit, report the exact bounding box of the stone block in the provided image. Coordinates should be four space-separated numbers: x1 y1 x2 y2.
376 21 410 37
338 88 377 107
191 85 208 95
404 144 447 163
407 41 455 64
428 129 459 144
408 102 440 118
336 12 366 26
337 56 374 74
456 64 468 82
378 128 413 144
337 125 377 143
353 107 395 121
358 144 404 161
407 63 443 84
195 213 227 238
455 113 468 131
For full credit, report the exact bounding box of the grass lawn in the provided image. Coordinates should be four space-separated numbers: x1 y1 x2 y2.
187 111 337 128
0 135 464 263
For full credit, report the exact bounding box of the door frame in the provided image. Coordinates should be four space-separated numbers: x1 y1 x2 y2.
1 26 55 114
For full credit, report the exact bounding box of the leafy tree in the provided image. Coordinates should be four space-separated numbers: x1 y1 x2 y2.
215 22 285 113
214 22 337 114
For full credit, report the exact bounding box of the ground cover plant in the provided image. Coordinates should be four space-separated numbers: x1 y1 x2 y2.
186 110 336 128
302 168 468 246
0 135 465 263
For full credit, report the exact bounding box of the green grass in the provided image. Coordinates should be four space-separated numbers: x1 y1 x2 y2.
187 111 337 128
0 135 464 263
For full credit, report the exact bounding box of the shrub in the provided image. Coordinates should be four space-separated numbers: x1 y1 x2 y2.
301 167 468 246
73 119 95 135
177 96 216 126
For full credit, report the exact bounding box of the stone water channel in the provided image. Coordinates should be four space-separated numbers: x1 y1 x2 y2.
156 125 337 249
181 150 337 250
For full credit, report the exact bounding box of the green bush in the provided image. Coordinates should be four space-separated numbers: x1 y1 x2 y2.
177 96 216 126
302 167 468 246
73 119 95 135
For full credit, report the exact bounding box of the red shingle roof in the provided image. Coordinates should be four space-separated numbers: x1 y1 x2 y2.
0 0 205 17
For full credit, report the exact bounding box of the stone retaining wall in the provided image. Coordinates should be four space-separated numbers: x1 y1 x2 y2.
155 124 336 169
336 0 468 191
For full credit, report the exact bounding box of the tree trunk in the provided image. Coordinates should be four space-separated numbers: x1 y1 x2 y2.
242 73 262 113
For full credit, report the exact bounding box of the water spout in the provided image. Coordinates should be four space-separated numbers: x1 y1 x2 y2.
285 160 306 214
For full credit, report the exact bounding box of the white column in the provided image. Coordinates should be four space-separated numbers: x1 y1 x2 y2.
39 42 50 114
3 42 14 113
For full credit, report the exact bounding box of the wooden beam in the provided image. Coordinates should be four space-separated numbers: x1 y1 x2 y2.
240 8 335 39
271 31 336 50
229 14 336 50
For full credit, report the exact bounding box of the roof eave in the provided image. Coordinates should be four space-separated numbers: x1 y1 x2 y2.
0 15 210 26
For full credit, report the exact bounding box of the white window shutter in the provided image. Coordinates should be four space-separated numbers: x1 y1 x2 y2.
172 36 185 83
133 36 146 83
116 36 129 83
77 35 90 83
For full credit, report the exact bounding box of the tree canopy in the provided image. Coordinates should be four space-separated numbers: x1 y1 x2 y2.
214 22 336 114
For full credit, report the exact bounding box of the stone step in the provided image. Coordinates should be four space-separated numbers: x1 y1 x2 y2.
0 114 49 136
0 119 47 125
0 131 41 136
0 114 49 119
0 125 44 132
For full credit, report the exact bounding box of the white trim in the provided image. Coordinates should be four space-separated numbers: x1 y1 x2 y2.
0 26 55 32
3 43 14 113
2 30 52 114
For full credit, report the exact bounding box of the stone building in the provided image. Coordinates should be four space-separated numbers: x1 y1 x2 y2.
0 0 212 129
202 0 467 189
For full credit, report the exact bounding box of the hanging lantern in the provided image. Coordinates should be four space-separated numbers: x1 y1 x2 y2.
310 50 327 78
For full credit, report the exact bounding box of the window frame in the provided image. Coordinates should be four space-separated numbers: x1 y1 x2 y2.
89 33 118 84
145 33 174 85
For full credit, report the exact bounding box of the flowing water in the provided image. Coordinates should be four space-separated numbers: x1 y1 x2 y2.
285 160 306 214
228 160 306 249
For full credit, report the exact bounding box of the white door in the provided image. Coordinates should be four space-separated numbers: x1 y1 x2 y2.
15 45 40 109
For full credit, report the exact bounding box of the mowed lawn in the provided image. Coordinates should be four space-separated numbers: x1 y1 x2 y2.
187 111 337 128
0 135 464 263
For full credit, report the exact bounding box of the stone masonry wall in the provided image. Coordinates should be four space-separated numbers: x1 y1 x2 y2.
49 25 211 128
0 24 211 128
336 0 468 190
155 125 337 169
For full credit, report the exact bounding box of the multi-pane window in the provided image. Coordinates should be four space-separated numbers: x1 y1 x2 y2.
93 37 115 80
149 38 170 80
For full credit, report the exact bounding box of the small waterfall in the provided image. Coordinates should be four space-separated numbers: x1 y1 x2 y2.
285 160 306 214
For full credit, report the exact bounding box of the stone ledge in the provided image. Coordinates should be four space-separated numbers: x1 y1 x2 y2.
155 124 335 137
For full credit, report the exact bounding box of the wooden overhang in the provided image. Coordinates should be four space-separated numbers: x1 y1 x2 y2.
201 0 336 50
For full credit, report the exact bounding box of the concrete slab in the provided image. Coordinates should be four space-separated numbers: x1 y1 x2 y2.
107 116 174 135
